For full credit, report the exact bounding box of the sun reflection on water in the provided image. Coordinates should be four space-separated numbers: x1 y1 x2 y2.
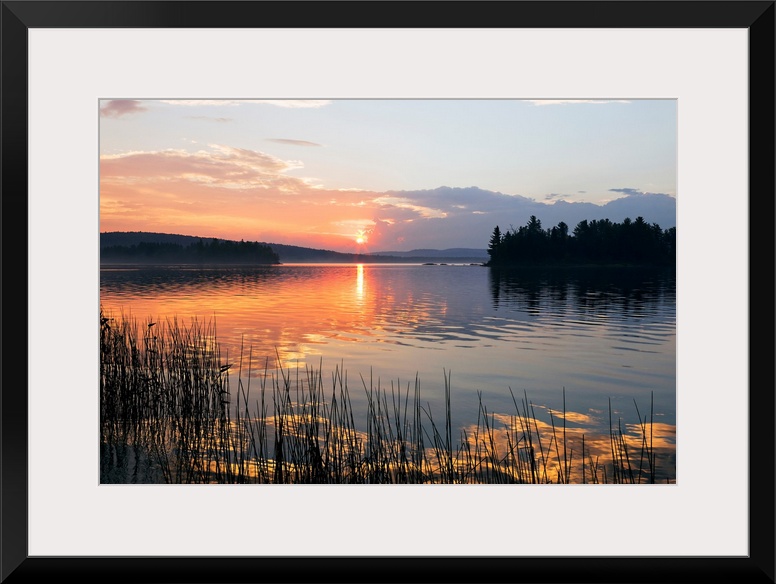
355 263 365 301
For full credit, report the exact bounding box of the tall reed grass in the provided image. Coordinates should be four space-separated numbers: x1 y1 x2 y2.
100 309 674 484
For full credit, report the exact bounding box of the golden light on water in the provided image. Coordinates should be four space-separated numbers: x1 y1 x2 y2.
356 264 365 300
101 263 676 484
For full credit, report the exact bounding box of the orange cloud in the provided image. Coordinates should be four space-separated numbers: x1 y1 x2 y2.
101 145 302 187
101 146 675 252
99 145 437 250
100 148 385 249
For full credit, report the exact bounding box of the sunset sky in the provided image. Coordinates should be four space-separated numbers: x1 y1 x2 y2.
99 99 676 252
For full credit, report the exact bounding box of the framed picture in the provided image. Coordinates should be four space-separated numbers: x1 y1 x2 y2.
3 1 773 582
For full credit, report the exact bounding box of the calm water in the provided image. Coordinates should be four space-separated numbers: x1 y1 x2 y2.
100 263 676 477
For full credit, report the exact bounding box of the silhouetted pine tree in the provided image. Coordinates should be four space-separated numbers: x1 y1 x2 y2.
486 216 675 267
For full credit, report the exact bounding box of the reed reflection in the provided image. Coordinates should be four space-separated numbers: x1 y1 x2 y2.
460 400 676 484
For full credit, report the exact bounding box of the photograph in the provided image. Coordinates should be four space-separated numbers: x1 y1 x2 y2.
99 97 678 486
4 0 773 582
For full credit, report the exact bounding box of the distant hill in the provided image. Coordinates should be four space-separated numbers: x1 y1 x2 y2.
261 242 390 263
100 232 483 264
369 248 488 261
100 232 205 248
100 233 280 265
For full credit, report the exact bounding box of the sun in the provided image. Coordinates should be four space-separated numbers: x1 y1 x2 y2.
355 230 368 245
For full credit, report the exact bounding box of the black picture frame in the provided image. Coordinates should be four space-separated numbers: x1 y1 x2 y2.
2 1 773 582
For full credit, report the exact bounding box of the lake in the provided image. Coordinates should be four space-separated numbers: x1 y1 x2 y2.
100 262 676 483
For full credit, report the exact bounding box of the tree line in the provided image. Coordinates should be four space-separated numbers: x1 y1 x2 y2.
101 238 280 264
487 216 675 267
